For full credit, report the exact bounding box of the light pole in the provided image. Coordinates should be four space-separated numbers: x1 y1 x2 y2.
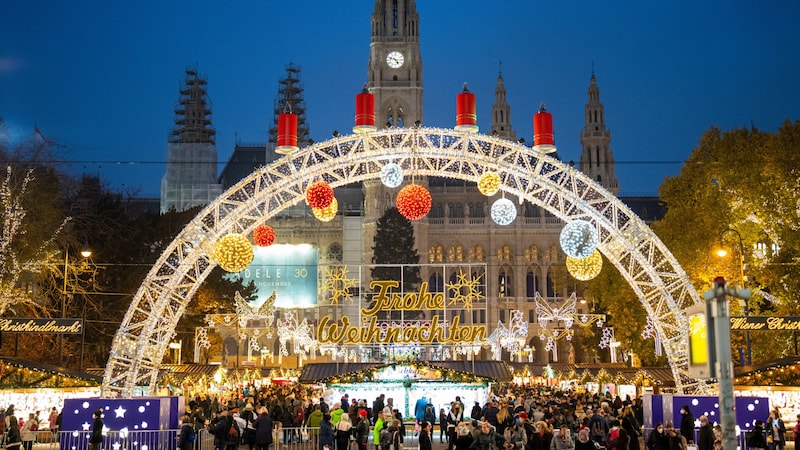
715 228 751 366
59 244 92 366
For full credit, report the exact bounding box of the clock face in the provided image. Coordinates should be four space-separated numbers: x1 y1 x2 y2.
386 51 404 69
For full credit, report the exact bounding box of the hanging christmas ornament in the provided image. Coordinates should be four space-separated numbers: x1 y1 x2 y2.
559 219 598 258
491 197 517 225
380 163 404 188
305 180 335 209
566 249 603 281
213 233 254 273
275 103 299 154
312 197 338 222
253 225 276 247
478 171 501 196
455 83 479 132
533 103 557 153
353 84 376 133
396 184 432 220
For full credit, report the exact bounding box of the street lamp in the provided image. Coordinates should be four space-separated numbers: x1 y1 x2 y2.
715 228 751 366
59 244 92 366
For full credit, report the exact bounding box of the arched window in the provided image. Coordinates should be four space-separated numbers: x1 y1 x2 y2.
428 244 443 263
526 268 539 297
471 269 486 297
546 271 555 298
447 245 463 262
498 268 513 298
428 272 444 292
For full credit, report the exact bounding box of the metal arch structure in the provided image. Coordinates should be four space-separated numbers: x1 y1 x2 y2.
102 126 701 397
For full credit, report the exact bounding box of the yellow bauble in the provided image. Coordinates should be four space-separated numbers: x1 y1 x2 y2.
213 233 254 272
566 249 603 281
478 171 501 196
312 197 338 222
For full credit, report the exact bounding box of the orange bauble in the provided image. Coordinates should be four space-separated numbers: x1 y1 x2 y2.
396 184 432 220
253 225 276 247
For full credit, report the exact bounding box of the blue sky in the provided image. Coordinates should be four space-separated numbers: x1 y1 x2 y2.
2 1 798 197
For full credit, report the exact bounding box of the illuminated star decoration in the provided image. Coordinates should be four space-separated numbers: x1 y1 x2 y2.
446 270 484 310
641 316 663 357
323 265 359 303
114 406 126 418
81 422 90 431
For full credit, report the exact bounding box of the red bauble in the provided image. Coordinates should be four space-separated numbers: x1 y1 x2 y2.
306 180 335 209
396 184 432 220
253 225 275 247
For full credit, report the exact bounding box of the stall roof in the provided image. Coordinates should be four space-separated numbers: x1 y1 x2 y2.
507 362 675 386
299 360 512 383
0 357 102 388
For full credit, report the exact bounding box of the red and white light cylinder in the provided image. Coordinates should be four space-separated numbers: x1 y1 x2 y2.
533 103 556 153
455 83 478 132
353 85 376 133
276 110 299 154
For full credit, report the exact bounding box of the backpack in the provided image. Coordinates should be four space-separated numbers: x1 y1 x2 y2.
229 420 240 440
591 419 605 439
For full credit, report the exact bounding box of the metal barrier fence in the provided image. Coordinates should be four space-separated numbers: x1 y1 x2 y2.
29 424 424 450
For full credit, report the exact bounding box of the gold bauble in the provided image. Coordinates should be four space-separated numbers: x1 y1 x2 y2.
566 249 603 281
478 171 501 196
213 233 254 273
312 197 338 222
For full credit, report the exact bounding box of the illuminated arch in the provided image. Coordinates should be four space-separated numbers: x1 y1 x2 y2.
103 127 700 397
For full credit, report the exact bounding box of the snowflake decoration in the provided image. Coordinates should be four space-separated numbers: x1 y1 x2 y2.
642 317 657 340
323 266 358 304
446 270 484 309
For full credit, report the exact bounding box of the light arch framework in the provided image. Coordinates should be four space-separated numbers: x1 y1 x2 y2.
102 127 700 397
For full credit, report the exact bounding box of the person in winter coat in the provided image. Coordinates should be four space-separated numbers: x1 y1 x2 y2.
454 422 475 450
386 419 404 450
253 407 274 450
666 424 687 450
90 408 104 450
440 408 449 443
504 419 528 450
20 413 37 450
472 403 483 421
320 414 335 450
356 410 371 450
646 424 669 450
574 428 596 450
550 424 574 450
529 421 554 450
448 403 465 450
607 428 629 450
178 415 197 450
419 421 433 450
747 421 767 450
308 405 324 440
620 407 641 450
471 421 498 450
331 404 345 427
697 416 713 450
5 415 22 450
678 406 694 445
766 409 786 450
335 412 354 450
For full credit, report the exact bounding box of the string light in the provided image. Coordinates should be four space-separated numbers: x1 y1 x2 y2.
560 219 598 258
312 197 338 222
380 163 404 188
396 184 432 220
305 180 335 209
213 233 254 273
491 197 516 225
253 225 276 247
478 171 501 196
566 249 603 280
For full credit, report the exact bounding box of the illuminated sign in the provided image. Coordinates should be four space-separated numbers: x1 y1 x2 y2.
0 318 83 334
730 316 800 331
229 244 318 308
317 280 487 345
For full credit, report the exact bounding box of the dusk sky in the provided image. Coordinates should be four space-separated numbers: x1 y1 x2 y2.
2 1 798 197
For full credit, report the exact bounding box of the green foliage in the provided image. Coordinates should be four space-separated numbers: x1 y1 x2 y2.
370 207 421 289
653 121 800 363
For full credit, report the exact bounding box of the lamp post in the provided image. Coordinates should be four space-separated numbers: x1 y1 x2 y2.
715 228 751 366
59 244 92 366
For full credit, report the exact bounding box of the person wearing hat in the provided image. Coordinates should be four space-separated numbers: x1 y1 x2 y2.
356 410 371 450
90 409 104 450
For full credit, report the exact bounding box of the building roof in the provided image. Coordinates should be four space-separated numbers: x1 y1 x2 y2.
0 357 102 388
298 360 512 383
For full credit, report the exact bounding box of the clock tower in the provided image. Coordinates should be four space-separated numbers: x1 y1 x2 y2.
363 0 427 269
368 0 423 127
